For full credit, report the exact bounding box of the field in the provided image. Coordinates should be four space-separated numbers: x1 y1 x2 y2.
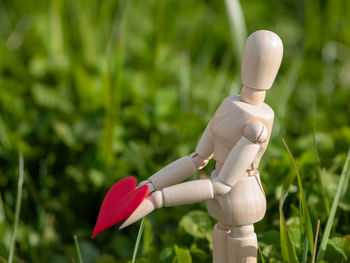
0 0 350 262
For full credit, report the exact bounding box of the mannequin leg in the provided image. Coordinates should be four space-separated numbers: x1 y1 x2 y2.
227 224 257 263
213 223 230 263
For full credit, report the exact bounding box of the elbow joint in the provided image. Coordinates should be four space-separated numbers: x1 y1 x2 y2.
211 179 231 196
190 152 210 170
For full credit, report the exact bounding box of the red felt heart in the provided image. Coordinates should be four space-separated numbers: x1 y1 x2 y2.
92 176 148 238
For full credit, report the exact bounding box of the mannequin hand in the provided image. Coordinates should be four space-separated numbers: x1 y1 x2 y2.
138 180 156 195
119 191 163 229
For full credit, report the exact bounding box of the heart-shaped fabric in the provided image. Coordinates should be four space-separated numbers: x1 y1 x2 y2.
92 177 148 238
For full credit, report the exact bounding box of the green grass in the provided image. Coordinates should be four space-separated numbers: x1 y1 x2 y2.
312 100 330 216
316 149 350 262
74 234 84 263
279 190 299 263
8 152 24 263
131 218 145 263
0 256 8 263
283 138 314 259
0 0 349 262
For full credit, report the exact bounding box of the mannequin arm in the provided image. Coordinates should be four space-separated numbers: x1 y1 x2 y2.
120 178 230 229
120 122 268 229
158 121 269 207
216 121 268 187
140 122 215 193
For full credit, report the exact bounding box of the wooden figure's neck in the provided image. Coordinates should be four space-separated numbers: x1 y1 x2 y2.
240 86 266 106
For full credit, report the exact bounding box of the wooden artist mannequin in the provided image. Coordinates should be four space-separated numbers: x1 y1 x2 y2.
120 30 283 263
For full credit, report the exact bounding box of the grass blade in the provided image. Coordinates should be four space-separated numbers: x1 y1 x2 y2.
311 220 320 263
73 235 83 263
316 148 350 261
282 138 314 256
8 151 24 263
258 246 266 263
223 0 247 63
49 0 65 65
103 0 131 165
131 218 145 263
279 190 299 263
312 100 330 215
301 235 309 263
0 256 8 263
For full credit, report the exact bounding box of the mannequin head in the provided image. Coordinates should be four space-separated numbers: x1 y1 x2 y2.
240 30 283 105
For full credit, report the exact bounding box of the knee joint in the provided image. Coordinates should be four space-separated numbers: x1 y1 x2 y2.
231 225 255 238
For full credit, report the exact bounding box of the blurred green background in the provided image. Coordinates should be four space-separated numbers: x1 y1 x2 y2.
0 0 349 262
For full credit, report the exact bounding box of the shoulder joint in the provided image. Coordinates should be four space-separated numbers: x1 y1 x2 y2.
243 121 268 144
